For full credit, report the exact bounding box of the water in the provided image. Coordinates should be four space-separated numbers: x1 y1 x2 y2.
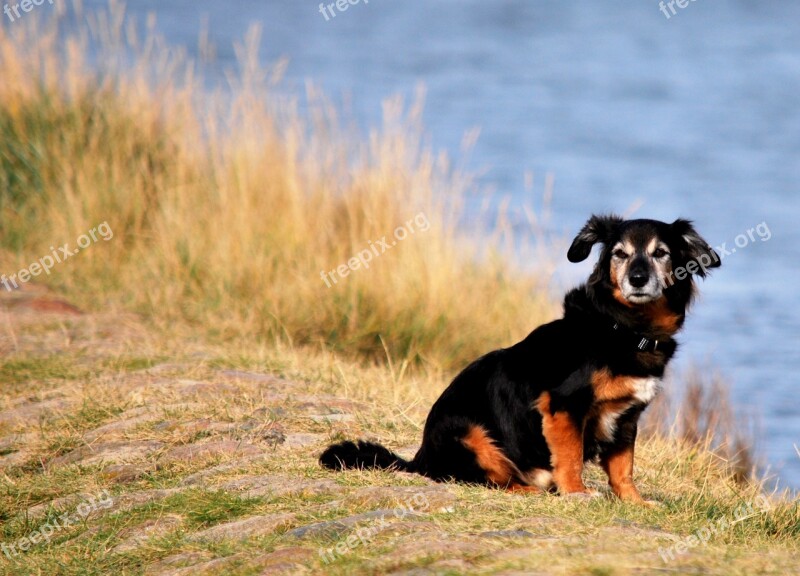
77 0 800 488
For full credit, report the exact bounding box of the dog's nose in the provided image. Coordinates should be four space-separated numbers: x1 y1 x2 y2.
629 270 649 288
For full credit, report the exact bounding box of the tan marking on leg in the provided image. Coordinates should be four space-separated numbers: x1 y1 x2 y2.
601 444 643 503
461 425 516 487
536 392 587 494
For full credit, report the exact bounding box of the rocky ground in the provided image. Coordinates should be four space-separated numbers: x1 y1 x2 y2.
1 285 797 575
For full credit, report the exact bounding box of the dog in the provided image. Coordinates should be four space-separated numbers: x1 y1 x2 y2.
320 215 719 503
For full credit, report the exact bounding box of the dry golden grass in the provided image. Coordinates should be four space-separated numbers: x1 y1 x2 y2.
0 1 555 371
642 368 760 484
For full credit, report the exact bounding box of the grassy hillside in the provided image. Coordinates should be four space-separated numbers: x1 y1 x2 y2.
0 294 797 575
0 3 554 371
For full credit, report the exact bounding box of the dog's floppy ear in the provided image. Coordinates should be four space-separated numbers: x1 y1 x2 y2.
567 214 624 263
671 219 721 276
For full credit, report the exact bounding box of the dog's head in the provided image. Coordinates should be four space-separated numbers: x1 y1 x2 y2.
568 215 720 306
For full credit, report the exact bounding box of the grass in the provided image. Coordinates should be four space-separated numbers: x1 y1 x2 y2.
0 330 797 575
642 369 760 483
0 2 797 575
0 1 555 371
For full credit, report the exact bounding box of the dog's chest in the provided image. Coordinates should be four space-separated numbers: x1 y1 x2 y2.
631 376 662 404
592 369 662 404
592 376 662 443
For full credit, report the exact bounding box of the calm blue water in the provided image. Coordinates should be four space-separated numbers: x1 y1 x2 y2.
74 1 800 488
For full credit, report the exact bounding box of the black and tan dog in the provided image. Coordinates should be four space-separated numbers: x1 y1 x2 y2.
320 215 719 503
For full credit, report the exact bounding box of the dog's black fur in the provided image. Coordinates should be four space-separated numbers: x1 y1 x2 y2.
320 215 719 502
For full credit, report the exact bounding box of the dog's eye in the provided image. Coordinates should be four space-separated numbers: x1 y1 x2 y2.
653 248 670 258
613 249 629 260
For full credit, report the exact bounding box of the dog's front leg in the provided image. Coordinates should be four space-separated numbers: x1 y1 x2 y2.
600 442 643 502
598 417 659 504
598 414 646 502
538 393 588 493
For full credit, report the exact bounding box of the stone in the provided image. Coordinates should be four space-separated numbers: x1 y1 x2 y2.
260 427 286 448
106 488 183 516
219 474 344 499
0 398 72 427
480 530 535 539
49 440 164 467
385 559 474 576
171 380 241 399
280 433 323 449
0 433 34 469
179 453 270 486
145 549 315 576
381 535 493 566
189 513 296 542
0 449 29 469
515 516 575 535
22 488 115 521
152 418 226 435
158 440 260 465
83 413 160 441
251 547 316 573
287 509 424 541
219 371 299 389
148 553 247 576
102 463 147 483
338 485 457 514
308 413 354 423
367 520 440 538
25 493 90 519
140 363 194 376
610 519 678 540
0 432 34 451
112 514 184 553
251 406 287 419
285 519 351 541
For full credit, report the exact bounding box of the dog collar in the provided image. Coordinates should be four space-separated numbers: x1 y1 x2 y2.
612 323 660 352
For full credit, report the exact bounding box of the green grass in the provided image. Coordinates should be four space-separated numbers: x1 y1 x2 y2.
0 357 85 387
0 356 162 400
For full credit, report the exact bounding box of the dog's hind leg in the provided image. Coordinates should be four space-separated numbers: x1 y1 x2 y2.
460 424 521 487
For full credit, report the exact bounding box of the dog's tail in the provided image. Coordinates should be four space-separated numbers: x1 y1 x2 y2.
319 440 414 472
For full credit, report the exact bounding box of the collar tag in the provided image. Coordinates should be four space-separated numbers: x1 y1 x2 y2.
613 323 659 353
